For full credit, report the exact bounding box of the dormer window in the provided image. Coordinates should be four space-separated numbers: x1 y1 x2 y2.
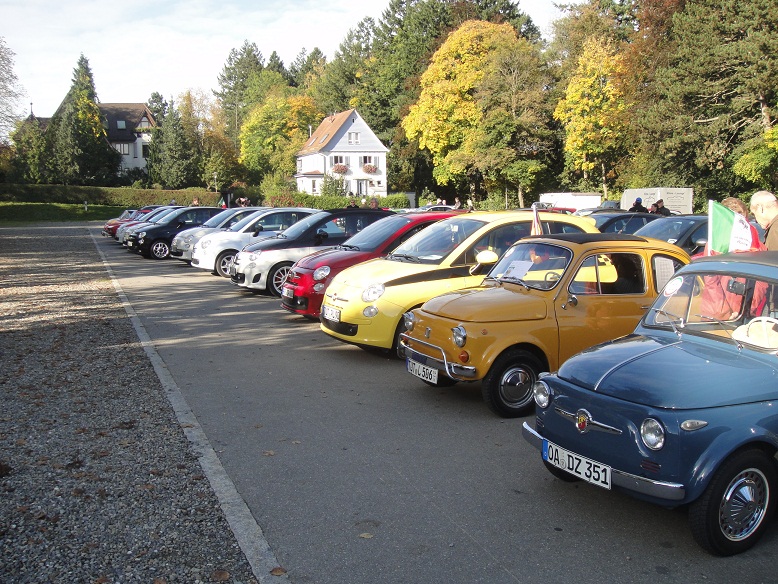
117 120 126 130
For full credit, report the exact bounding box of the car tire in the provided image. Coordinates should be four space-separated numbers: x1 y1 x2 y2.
543 461 581 483
688 449 777 556
481 349 542 418
150 240 171 260
215 250 237 278
268 263 293 297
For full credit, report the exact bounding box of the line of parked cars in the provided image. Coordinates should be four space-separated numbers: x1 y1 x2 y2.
101 204 778 556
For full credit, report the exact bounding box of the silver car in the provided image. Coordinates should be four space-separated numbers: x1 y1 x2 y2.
171 207 259 263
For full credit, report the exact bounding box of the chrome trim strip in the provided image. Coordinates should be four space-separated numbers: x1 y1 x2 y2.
554 407 623 435
593 341 682 390
398 333 477 379
522 422 685 501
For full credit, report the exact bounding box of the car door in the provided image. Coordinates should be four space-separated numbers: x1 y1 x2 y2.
555 251 654 364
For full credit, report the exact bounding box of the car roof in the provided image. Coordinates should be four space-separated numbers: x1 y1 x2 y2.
522 233 649 245
689 251 778 270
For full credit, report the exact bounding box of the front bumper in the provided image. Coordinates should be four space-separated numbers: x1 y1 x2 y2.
522 422 685 501
399 334 477 380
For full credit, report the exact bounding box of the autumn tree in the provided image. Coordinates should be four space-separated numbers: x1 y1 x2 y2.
402 20 520 191
553 37 628 196
0 36 23 140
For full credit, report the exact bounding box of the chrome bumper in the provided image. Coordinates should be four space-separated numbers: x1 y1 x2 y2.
398 333 477 380
522 422 685 502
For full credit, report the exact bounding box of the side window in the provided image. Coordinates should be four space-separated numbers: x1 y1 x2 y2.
547 221 586 234
569 253 645 295
652 255 686 293
569 256 601 295
455 223 531 265
391 224 428 248
686 223 708 253
321 218 347 236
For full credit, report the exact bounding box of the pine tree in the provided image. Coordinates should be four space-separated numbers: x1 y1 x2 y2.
46 54 120 185
157 104 198 189
214 41 265 145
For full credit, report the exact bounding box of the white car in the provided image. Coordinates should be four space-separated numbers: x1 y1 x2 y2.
192 207 317 277
171 207 259 263
229 207 394 296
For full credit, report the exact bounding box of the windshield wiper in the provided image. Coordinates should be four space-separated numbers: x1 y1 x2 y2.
651 308 685 336
339 244 360 251
388 253 420 263
498 275 529 289
694 314 742 349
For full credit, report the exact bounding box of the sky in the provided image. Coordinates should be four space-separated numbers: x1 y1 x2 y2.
2 0 571 119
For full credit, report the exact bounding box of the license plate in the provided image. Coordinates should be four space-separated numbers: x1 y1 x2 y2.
282 286 293 299
322 304 340 322
407 358 438 384
543 440 611 489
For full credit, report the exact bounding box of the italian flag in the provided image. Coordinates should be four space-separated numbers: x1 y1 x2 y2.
707 200 763 255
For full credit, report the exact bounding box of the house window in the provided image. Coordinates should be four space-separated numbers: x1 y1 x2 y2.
312 180 318 193
359 156 373 166
114 143 130 155
142 144 150 158
348 132 360 145
297 159 302 172
331 155 345 166
117 120 126 130
138 117 151 129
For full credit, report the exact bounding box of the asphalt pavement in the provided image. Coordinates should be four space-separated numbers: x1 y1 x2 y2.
91 224 778 584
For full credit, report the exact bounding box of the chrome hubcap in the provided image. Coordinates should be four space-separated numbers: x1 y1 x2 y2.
719 468 769 541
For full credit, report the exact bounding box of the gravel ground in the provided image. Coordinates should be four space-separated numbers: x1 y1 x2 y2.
0 224 260 584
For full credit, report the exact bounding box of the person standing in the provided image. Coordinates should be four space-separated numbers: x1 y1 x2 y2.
629 197 647 213
655 199 672 216
750 190 778 250
452 196 462 209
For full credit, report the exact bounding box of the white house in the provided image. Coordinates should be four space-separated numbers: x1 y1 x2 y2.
100 103 156 173
295 109 389 198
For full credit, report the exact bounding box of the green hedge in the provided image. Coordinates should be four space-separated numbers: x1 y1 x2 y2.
0 183 412 210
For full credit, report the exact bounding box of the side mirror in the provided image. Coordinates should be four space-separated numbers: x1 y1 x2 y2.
316 228 329 243
252 225 264 237
469 249 499 275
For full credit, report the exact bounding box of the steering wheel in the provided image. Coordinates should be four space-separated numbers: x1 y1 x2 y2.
545 271 561 283
745 316 778 332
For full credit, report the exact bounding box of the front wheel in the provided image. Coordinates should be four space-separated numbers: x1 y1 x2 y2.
689 449 777 556
150 240 171 259
214 250 237 277
481 349 542 418
268 263 293 297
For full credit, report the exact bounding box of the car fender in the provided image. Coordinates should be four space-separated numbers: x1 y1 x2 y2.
681 421 778 503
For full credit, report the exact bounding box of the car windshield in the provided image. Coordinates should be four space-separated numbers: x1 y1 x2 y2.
201 209 242 228
389 216 486 264
228 210 270 232
644 271 778 350
280 211 329 239
634 217 701 242
156 209 184 225
487 242 573 290
340 215 415 251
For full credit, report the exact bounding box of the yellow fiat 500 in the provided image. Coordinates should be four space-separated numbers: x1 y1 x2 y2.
399 233 690 417
319 211 599 353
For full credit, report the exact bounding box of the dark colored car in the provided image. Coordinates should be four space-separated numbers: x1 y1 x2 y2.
103 206 162 239
230 208 395 296
633 214 708 255
523 251 778 556
127 207 222 259
591 211 661 234
281 211 457 319
116 206 181 243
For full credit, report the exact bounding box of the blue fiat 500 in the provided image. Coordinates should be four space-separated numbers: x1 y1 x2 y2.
523 251 778 555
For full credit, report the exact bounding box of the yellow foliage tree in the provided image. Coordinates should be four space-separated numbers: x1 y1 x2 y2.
553 37 628 196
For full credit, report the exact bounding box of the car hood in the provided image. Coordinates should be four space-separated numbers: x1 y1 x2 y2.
421 285 547 323
558 334 778 408
336 257 471 288
295 247 372 270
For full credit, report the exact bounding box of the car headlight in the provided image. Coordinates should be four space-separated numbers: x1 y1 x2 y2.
249 252 262 261
403 311 416 332
201 239 211 249
313 266 331 281
533 380 552 409
640 418 665 450
184 235 193 243
362 282 385 302
138 231 146 238
451 325 467 347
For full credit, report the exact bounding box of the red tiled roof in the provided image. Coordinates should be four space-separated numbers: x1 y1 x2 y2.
296 109 355 156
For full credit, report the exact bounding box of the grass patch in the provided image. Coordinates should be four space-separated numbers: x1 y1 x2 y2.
0 203 127 223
